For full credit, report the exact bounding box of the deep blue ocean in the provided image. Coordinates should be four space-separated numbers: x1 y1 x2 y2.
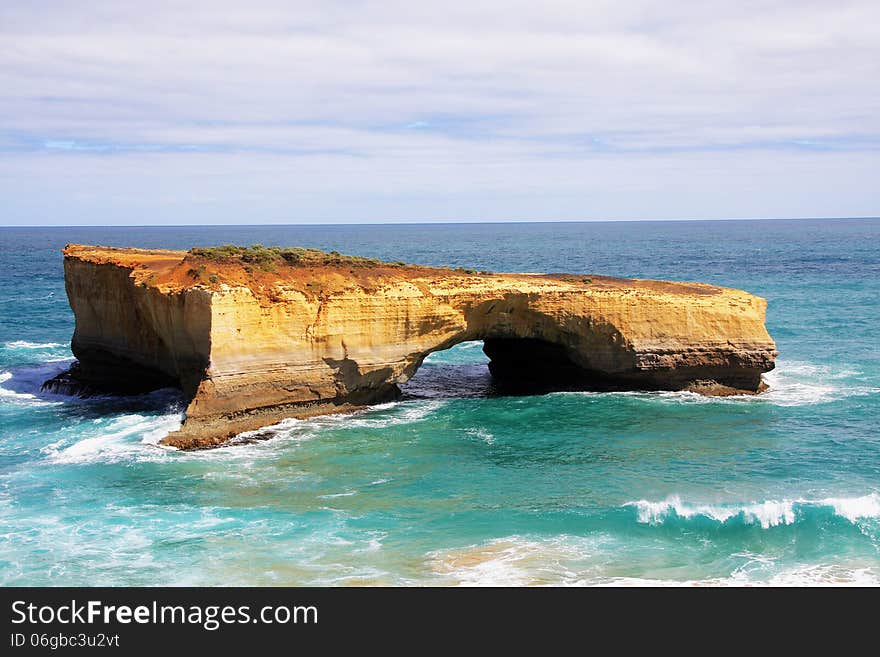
1 219 878 585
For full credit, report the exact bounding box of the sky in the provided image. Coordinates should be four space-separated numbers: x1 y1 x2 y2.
1 0 878 225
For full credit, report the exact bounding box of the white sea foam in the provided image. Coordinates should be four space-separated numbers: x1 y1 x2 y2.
554 359 876 407
599 557 880 587
200 401 442 458
758 360 873 406
0 371 44 403
229 400 445 441
191 401 444 459
819 493 880 522
0 512 165 586
667 359 873 407
763 564 880 586
629 496 796 528
237 399 445 438
465 428 495 444
354 533 386 554
426 535 880 587
595 565 880 587
626 493 880 528
227 416 306 443
43 412 183 465
3 340 66 349
427 535 606 586
0 360 73 405
630 496 740 524
344 400 445 428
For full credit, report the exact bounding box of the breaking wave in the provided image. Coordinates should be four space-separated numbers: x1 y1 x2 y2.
0 360 73 404
759 360 875 406
23 391 448 467
42 412 183 465
625 494 880 528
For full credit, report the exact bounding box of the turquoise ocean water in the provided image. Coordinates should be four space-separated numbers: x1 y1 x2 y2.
1 219 878 586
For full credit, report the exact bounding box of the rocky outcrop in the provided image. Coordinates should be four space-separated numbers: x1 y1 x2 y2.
52 244 777 449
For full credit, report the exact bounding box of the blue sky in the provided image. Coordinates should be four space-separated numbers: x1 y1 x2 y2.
1 0 878 225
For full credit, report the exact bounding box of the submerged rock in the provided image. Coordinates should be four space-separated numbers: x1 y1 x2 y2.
52 244 777 449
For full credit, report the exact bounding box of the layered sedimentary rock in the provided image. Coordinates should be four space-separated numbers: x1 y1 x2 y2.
51 244 777 449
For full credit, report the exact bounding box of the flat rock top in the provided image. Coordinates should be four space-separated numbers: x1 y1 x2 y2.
63 243 742 302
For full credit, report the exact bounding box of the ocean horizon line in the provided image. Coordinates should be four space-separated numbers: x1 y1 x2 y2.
2 215 879 229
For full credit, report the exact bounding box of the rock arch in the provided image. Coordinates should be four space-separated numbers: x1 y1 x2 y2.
54 245 778 449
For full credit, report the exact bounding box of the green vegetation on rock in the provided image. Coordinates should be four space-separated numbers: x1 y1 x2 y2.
189 244 384 271
187 244 495 275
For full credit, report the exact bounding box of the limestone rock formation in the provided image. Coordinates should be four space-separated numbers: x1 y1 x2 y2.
49 244 778 449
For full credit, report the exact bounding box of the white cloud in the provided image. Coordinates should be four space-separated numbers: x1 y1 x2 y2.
0 0 878 223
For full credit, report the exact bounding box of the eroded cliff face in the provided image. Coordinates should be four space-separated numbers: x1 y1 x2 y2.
54 244 777 449
46 249 212 398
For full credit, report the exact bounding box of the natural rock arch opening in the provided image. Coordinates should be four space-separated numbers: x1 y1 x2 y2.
392 298 637 400
483 337 599 391
400 337 608 399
